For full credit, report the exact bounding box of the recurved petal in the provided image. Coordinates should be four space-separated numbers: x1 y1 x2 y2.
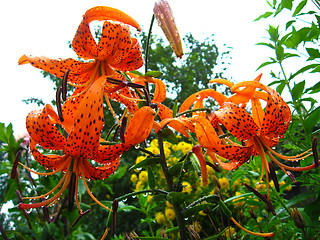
207 150 239 170
18 55 95 84
96 143 130 164
29 139 67 170
64 76 107 158
193 116 221 147
108 38 144 71
72 19 98 59
215 102 259 141
26 104 66 150
231 81 291 137
124 106 156 144
83 6 141 31
82 156 121 180
179 89 227 114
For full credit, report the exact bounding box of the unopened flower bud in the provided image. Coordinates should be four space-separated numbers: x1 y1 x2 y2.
154 0 183 58
290 208 305 230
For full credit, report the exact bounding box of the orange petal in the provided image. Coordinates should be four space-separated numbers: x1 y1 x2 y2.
208 150 239 170
83 6 141 31
209 78 234 88
82 156 121 180
96 143 130 164
124 106 156 144
26 104 66 150
29 139 67 171
193 116 221 147
18 55 95 85
179 89 227 114
192 145 208 186
214 102 259 141
157 104 191 137
64 76 107 158
133 76 167 103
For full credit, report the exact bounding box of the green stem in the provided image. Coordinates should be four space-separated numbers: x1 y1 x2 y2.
157 131 188 240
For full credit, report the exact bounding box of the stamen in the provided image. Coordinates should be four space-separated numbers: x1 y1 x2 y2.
120 116 127 143
68 172 77 212
62 69 70 101
19 156 70 176
112 200 118 235
206 161 220 173
11 149 22 179
105 96 121 125
268 162 279 192
230 217 274 237
287 171 298 184
56 86 64 122
244 183 268 203
19 172 72 210
312 137 319 168
72 209 91 227
79 160 112 212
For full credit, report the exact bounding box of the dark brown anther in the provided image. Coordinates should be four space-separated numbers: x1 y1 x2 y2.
56 87 64 122
244 183 268 204
68 172 77 212
312 137 319 168
142 87 151 106
290 207 306 230
72 209 91 227
62 69 69 101
287 171 298 184
150 103 158 110
206 161 220 173
268 162 279 192
120 117 127 143
112 125 120 142
11 149 22 179
112 199 118 235
107 77 123 84
264 194 276 216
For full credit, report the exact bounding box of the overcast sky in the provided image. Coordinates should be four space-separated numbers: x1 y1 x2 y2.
1 0 277 135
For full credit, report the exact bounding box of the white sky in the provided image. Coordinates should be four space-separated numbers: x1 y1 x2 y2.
1 0 277 135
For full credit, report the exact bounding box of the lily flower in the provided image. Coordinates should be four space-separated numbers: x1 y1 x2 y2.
18 6 144 107
19 76 155 212
195 79 317 196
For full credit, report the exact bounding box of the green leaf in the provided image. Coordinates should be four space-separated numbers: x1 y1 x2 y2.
267 25 280 43
147 166 155 189
130 70 143 76
304 106 320 134
291 80 305 102
161 128 178 144
293 0 307 16
286 20 296 29
275 45 284 62
276 82 286 94
172 100 178 118
183 203 216 217
306 47 320 60
290 63 319 79
254 11 273 21
256 60 276 70
128 157 162 171
306 81 320 94
167 192 188 205
144 70 163 77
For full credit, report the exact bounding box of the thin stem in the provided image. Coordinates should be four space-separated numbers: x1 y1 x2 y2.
115 189 168 202
145 14 155 74
157 131 188 240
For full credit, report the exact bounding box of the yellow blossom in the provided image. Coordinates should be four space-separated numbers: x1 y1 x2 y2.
233 192 245 208
256 182 266 191
231 178 241 191
218 177 230 190
135 181 145 191
225 226 236 238
165 207 176 221
145 146 160 155
182 181 192 194
155 212 166 224
147 194 153 203
257 217 263 223
166 201 173 208
136 155 147 165
150 139 159 148
139 171 148 183
130 174 138 183
176 141 193 154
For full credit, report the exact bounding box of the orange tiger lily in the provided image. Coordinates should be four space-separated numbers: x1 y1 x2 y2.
195 79 317 196
19 76 155 212
18 6 143 110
